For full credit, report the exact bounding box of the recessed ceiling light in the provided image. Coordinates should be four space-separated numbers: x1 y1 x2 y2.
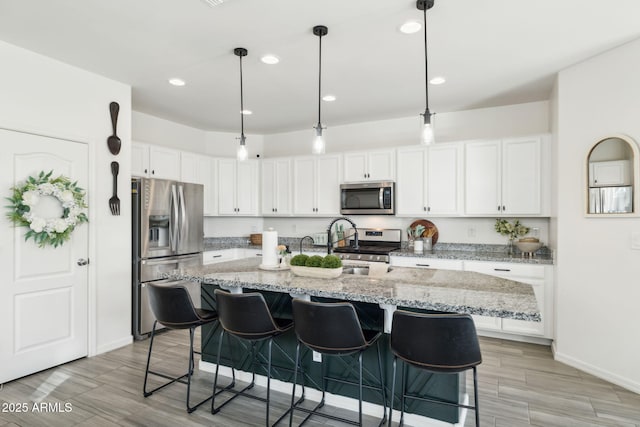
322 94 336 102
399 20 422 34
430 76 446 85
241 109 252 115
168 78 186 86
261 55 280 65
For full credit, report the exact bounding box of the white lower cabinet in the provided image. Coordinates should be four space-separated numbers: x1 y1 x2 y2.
463 261 552 339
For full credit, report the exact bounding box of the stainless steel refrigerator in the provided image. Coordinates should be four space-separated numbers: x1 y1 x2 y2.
589 185 633 214
132 178 204 339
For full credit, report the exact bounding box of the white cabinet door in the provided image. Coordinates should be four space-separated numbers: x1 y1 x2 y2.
182 153 218 216
465 140 501 215
218 159 237 215
502 137 541 215
343 152 368 182
396 147 427 215
149 146 181 180
261 158 291 216
427 144 460 215
293 155 341 216
590 160 632 186
131 143 150 177
343 150 395 182
236 160 259 215
218 159 258 216
293 157 316 215
316 154 341 215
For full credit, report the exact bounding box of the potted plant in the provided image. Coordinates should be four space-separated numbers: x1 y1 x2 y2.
494 219 530 254
289 254 343 279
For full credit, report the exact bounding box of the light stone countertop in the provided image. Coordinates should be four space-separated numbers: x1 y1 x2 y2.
165 257 540 322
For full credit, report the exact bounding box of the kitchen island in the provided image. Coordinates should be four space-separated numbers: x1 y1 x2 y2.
165 258 540 425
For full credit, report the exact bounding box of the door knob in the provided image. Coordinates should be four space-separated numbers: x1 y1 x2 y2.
77 258 89 266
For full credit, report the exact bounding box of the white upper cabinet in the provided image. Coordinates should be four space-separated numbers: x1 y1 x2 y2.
293 154 342 216
396 143 460 216
261 158 292 216
181 152 218 216
218 159 259 216
343 149 395 182
465 136 547 216
589 160 632 187
131 142 181 181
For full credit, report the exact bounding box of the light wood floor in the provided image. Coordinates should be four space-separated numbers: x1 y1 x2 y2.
1 331 639 427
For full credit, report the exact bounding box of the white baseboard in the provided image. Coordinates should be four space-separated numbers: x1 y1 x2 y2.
94 335 133 356
553 350 640 394
200 360 467 427
477 329 552 346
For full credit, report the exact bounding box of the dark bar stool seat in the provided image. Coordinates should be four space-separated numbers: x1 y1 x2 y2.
212 289 301 427
389 310 482 427
289 299 387 427
143 282 229 413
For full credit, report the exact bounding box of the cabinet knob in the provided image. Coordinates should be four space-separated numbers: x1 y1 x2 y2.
502 205 506 211
498 206 501 211
144 169 148 173
423 206 427 211
427 207 431 212
152 170 155 175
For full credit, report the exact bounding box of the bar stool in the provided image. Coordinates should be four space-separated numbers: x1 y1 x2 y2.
388 310 482 427
289 299 387 427
143 282 229 413
212 289 300 427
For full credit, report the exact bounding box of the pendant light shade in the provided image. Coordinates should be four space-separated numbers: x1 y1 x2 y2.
234 47 249 161
418 0 435 145
312 25 328 155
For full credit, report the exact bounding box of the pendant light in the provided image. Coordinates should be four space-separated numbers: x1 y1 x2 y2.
418 0 435 145
312 25 328 155
234 47 249 161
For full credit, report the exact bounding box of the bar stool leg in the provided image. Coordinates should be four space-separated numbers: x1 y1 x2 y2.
186 327 195 413
143 320 157 397
358 351 363 427
399 361 407 426
289 342 301 427
265 338 273 427
388 356 397 427
211 329 225 414
473 366 480 427
376 340 387 425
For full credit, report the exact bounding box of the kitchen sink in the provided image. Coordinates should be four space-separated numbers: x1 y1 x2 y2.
342 266 393 275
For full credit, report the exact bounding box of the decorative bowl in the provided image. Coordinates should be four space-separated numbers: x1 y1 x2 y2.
290 266 343 279
515 240 543 254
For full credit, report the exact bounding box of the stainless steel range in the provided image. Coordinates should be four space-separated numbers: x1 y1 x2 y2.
333 228 402 263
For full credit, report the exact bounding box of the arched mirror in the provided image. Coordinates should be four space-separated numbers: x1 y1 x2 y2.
587 135 638 215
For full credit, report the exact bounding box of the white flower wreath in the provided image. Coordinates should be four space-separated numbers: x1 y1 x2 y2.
6 171 88 248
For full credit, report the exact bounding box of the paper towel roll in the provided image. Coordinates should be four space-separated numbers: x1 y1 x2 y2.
261 228 279 267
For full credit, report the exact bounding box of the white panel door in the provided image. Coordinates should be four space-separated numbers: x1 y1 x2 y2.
396 147 427 215
343 152 368 182
465 140 501 215
502 137 541 215
315 155 341 215
261 159 277 215
131 142 150 177
236 160 258 215
0 128 89 383
274 158 291 215
427 144 459 214
368 150 395 181
149 146 180 180
293 157 317 215
218 159 237 215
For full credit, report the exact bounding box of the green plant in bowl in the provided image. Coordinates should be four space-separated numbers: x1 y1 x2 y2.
321 254 342 269
305 255 324 267
290 254 309 266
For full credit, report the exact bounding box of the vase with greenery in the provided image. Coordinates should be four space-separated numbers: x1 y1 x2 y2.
494 219 530 254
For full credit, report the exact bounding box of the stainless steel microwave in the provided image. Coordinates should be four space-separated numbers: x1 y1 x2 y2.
340 181 395 215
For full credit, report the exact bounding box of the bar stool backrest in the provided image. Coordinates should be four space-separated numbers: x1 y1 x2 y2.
390 311 482 373
147 283 202 329
291 299 368 355
214 290 280 339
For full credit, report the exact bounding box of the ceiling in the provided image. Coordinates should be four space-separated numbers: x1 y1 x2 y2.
1 0 639 135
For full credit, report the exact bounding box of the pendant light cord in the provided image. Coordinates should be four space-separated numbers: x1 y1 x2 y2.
423 5 429 114
317 32 323 127
239 53 245 139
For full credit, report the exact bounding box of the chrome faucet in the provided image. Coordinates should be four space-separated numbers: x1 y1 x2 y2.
299 235 314 254
326 217 359 254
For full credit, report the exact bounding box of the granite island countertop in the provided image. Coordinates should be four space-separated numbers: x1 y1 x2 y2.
165 257 540 322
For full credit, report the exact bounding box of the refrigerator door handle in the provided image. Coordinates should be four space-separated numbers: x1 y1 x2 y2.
170 184 179 252
178 184 187 251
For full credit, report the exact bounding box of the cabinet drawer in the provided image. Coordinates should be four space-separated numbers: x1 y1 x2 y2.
471 315 502 331
391 256 463 271
463 261 545 279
